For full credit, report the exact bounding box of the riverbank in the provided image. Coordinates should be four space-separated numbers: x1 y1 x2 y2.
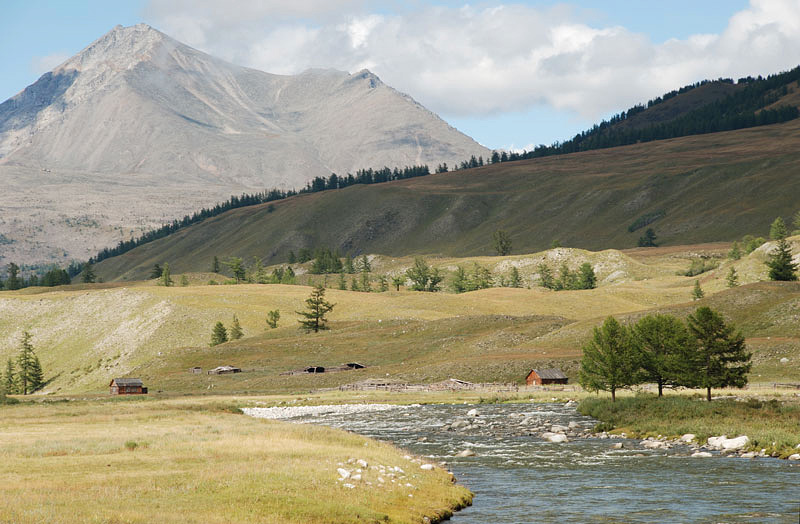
0 397 471 523
578 395 800 458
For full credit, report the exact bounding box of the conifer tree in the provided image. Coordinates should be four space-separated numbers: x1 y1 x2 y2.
686 307 751 401
451 266 468 293
180 274 189 287
288 251 297 264
81 262 96 284
538 263 555 290
266 310 280 329
281 266 296 285
350 277 359 292
3 358 17 395
469 263 492 290
6 263 21 290
726 267 739 287
632 314 695 396
229 315 243 340
766 237 798 281
224 257 245 283
297 285 335 332
391 275 404 291
769 217 788 240
210 322 228 346
727 242 742 260
360 271 371 292
638 228 658 247
150 264 162 280
493 230 512 256
579 317 640 402
359 255 371 273
578 263 597 289
692 280 705 300
378 275 389 292
793 210 800 235
161 263 173 287
509 266 522 288
212 256 220 273
338 271 347 290
16 331 43 395
344 256 356 274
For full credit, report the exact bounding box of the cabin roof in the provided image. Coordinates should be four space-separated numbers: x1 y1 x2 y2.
110 378 143 387
530 368 567 380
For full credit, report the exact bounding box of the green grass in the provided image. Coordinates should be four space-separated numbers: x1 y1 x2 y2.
0 397 471 523
94 119 800 281
578 395 800 457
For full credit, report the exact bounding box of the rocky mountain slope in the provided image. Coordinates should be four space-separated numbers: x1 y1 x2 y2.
0 24 487 266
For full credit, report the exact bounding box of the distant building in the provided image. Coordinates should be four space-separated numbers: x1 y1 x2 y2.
526 368 568 386
189 367 202 374
207 365 242 375
109 378 148 395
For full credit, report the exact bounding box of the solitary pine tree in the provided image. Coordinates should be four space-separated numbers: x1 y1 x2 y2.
727 242 742 260
150 264 162 280
493 230 512 256
229 315 244 340
579 317 640 402
509 267 522 288
686 307 751 401
632 314 695 397
210 322 228 346
766 237 798 281
266 310 280 329
692 280 705 300
81 262 96 284
212 256 220 273
726 267 739 287
338 271 347 290
297 285 335 332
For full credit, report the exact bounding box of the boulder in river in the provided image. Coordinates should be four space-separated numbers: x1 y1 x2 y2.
466 408 479 417
542 432 568 443
456 449 476 457
692 452 713 458
679 434 695 443
551 424 569 433
788 454 800 460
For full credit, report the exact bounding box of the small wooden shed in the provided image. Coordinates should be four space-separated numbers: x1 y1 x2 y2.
110 378 148 395
526 368 568 386
207 365 242 375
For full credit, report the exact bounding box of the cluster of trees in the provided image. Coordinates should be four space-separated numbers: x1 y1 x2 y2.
209 315 244 346
537 262 596 291
579 308 751 402
207 257 296 285
451 263 523 292
0 262 74 290
2 332 45 395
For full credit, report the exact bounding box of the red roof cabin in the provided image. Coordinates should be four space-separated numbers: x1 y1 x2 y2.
526 368 568 386
110 378 148 395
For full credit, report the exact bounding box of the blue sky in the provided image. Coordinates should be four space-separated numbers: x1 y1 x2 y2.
3 0 796 150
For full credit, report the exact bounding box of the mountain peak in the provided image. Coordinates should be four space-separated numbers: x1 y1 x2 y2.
59 23 170 73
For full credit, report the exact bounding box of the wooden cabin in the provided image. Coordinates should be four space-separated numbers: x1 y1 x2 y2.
110 378 148 395
526 368 568 386
207 365 242 375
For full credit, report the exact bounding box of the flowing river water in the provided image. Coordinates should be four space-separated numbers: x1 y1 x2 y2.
245 403 799 523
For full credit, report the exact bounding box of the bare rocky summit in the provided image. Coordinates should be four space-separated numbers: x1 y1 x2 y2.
0 24 487 265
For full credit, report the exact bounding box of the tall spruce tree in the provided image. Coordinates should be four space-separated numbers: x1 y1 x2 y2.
161 263 173 287
150 264 162 279
212 256 220 273
579 317 640 402
297 285 335 332
16 331 43 394
538 263 555 290
726 267 739 287
6 263 21 290
3 358 17 394
224 257 246 283
769 217 788 240
686 307 751 401
578 263 597 289
692 280 705 300
509 266 522 288
493 230 512 256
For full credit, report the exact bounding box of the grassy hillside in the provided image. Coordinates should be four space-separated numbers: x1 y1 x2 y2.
95 119 800 281
3 241 798 394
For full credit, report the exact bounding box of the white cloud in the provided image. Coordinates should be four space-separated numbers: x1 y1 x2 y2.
30 52 71 75
144 0 800 121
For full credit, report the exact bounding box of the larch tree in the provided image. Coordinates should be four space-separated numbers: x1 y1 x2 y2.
509 267 522 288
210 322 228 346
579 317 640 402
81 262 96 284
297 285 335 332
686 307 751 402
16 331 44 395
161 263 173 287
632 314 696 397
493 230 512 256
229 315 244 340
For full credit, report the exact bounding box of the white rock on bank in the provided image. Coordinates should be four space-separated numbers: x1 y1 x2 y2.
722 436 750 450
788 454 800 460
707 436 727 448
356 459 368 468
337 468 350 479
780 357 789 363
420 464 434 470
680 434 696 443
692 452 713 458
342 483 355 489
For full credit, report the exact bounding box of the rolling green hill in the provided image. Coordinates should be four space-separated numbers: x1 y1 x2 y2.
95 119 800 282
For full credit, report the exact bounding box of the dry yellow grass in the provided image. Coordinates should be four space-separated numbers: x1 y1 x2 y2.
0 397 470 523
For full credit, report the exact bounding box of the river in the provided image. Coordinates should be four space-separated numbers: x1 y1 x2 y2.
244 402 799 523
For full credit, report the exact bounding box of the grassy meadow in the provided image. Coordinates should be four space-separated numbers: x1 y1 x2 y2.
0 396 471 524
1 240 799 394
